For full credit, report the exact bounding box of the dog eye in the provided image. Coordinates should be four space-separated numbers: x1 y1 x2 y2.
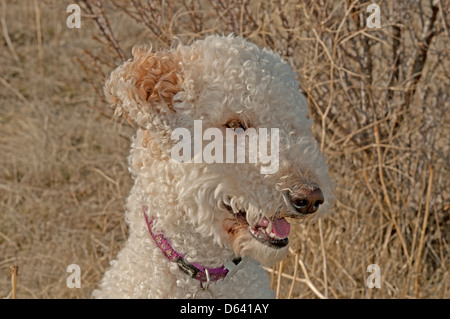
226 119 246 132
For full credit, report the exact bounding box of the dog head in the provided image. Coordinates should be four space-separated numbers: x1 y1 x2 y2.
106 35 333 266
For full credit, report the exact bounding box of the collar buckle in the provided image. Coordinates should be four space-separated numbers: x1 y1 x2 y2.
176 257 200 278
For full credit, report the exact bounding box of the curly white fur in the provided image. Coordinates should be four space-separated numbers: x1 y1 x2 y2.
92 35 332 299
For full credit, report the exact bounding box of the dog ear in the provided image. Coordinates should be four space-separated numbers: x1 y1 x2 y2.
104 45 182 130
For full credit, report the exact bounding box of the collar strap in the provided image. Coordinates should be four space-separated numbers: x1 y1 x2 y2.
143 207 241 282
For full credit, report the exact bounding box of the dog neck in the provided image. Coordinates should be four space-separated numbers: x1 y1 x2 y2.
143 206 241 282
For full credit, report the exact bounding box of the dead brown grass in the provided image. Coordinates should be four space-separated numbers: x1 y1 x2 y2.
0 0 448 298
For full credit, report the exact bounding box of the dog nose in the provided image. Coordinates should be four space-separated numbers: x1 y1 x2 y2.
288 188 324 215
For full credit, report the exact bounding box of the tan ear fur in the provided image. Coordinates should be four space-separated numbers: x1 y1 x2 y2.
104 45 182 127
131 46 181 110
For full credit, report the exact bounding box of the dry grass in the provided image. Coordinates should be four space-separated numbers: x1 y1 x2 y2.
1 0 448 299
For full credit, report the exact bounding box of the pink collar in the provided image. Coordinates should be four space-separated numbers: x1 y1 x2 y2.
143 207 241 282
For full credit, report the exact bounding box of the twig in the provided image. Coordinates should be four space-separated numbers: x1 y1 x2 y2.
270 262 276 290
287 250 300 299
402 2 439 113
437 0 448 37
10 265 19 299
374 126 411 264
0 76 34 109
409 164 429 267
276 261 284 299
1 0 19 63
318 219 328 298
79 0 126 61
33 0 44 77
264 260 326 299
414 164 434 298
297 259 326 299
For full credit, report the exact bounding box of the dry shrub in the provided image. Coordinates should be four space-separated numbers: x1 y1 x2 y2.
0 0 448 298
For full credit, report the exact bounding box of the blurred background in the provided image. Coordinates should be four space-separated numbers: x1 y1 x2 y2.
0 0 448 298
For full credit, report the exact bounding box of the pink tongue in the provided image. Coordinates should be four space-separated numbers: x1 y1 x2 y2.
272 217 291 238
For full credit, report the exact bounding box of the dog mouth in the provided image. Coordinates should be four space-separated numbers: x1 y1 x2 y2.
225 204 290 248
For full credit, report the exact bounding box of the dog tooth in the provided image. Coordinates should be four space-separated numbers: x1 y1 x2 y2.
265 221 273 235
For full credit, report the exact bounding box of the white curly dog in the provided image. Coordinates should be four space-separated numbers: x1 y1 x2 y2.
93 34 332 299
